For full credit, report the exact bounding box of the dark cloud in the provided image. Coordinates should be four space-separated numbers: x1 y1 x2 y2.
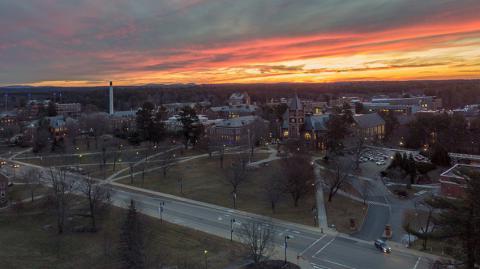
0 0 479 84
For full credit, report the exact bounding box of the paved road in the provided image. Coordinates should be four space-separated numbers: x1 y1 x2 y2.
109 183 434 269
3 153 437 269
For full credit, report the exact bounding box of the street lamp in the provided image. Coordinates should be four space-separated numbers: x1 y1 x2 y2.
158 201 165 223
230 218 236 241
284 235 291 264
204 250 208 269
12 164 19 181
232 191 237 209
178 177 183 194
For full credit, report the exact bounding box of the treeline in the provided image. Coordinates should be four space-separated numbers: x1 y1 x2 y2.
2 80 480 111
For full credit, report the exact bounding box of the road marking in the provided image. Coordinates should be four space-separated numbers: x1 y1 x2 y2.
314 237 336 256
311 262 331 269
299 234 327 256
412 257 421 269
323 259 356 269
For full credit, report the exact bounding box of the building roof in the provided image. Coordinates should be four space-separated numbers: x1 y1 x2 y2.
112 110 137 118
304 114 330 132
371 96 436 106
289 94 303 110
353 113 385 129
440 164 480 183
214 115 259 128
0 111 17 118
229 92 249 100
210 104 257 113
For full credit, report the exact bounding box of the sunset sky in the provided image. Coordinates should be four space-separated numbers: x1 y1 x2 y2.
1 0 480 86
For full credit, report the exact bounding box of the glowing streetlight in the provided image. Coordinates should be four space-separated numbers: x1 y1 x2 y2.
204 250 208 269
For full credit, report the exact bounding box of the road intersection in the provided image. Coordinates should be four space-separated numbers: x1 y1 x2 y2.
1 147 438 269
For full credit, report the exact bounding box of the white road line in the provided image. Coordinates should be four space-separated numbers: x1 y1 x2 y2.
412 257 421 269
314 237 336 256
311 263 331 269
323 259 356 269
300 234 327 256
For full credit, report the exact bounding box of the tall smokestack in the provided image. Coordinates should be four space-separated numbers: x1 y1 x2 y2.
109 81 114 115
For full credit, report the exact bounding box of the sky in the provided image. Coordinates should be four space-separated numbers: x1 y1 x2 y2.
1 0 480 86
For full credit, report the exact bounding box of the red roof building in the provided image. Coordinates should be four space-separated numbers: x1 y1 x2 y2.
439 164 480 198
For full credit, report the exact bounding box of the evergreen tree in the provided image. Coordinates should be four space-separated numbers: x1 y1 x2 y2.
179 106 202 149
431 143 451 167
118 200 145 269
47 101 57 117
406 154 417 188
136 102 155 141
325 113 349 155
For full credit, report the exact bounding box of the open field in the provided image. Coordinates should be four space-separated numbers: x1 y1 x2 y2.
119 155 318 226
0 199 244 269
6 184 49 202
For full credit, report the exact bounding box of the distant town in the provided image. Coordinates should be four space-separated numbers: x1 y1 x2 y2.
1 81 480 269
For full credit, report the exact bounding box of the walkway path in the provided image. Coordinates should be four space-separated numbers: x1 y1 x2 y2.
312 157 328 230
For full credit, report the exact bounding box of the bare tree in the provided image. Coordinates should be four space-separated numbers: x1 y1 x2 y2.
263 172 284 213
322 159 352 202
246 118 267 161
218 145 226 168
237 221 274 265
79 113 110 149
48 168 76 234
403 198 437 250
281 153 313 207
23 168 42 202
161 152 176 177
65 118 80 149
359 180 370 205
351 136 369 170
225 157 248 209
79 175 111 232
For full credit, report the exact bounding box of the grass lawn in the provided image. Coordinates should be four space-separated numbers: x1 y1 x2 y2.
7 184 49 202
119 155 318 226
0 199 244 269
324 192 368 234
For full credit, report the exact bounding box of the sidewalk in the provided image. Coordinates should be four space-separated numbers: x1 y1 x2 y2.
312 159 328 230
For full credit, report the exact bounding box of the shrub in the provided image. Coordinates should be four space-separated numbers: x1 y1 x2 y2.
416 162 436 174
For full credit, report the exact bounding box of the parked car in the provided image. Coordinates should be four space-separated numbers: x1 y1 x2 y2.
374 239 391 253
376 161 386 165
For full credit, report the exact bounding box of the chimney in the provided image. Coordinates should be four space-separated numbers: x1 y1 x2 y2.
109 81 114 115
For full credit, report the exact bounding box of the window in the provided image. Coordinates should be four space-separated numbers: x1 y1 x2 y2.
304 133 311 140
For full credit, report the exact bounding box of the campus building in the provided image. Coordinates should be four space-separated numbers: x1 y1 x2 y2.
207 115 266 146
439 164 480 198
352 113 385 140
228 92 251 106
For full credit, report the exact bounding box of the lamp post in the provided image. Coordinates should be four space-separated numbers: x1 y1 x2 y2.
230 218 236 241
158 201 165 223
178 177 183 194
284 235 291 264
204 250 208 269
232 191 237 209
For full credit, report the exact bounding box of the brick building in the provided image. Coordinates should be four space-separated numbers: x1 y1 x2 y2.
439 164 480 198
